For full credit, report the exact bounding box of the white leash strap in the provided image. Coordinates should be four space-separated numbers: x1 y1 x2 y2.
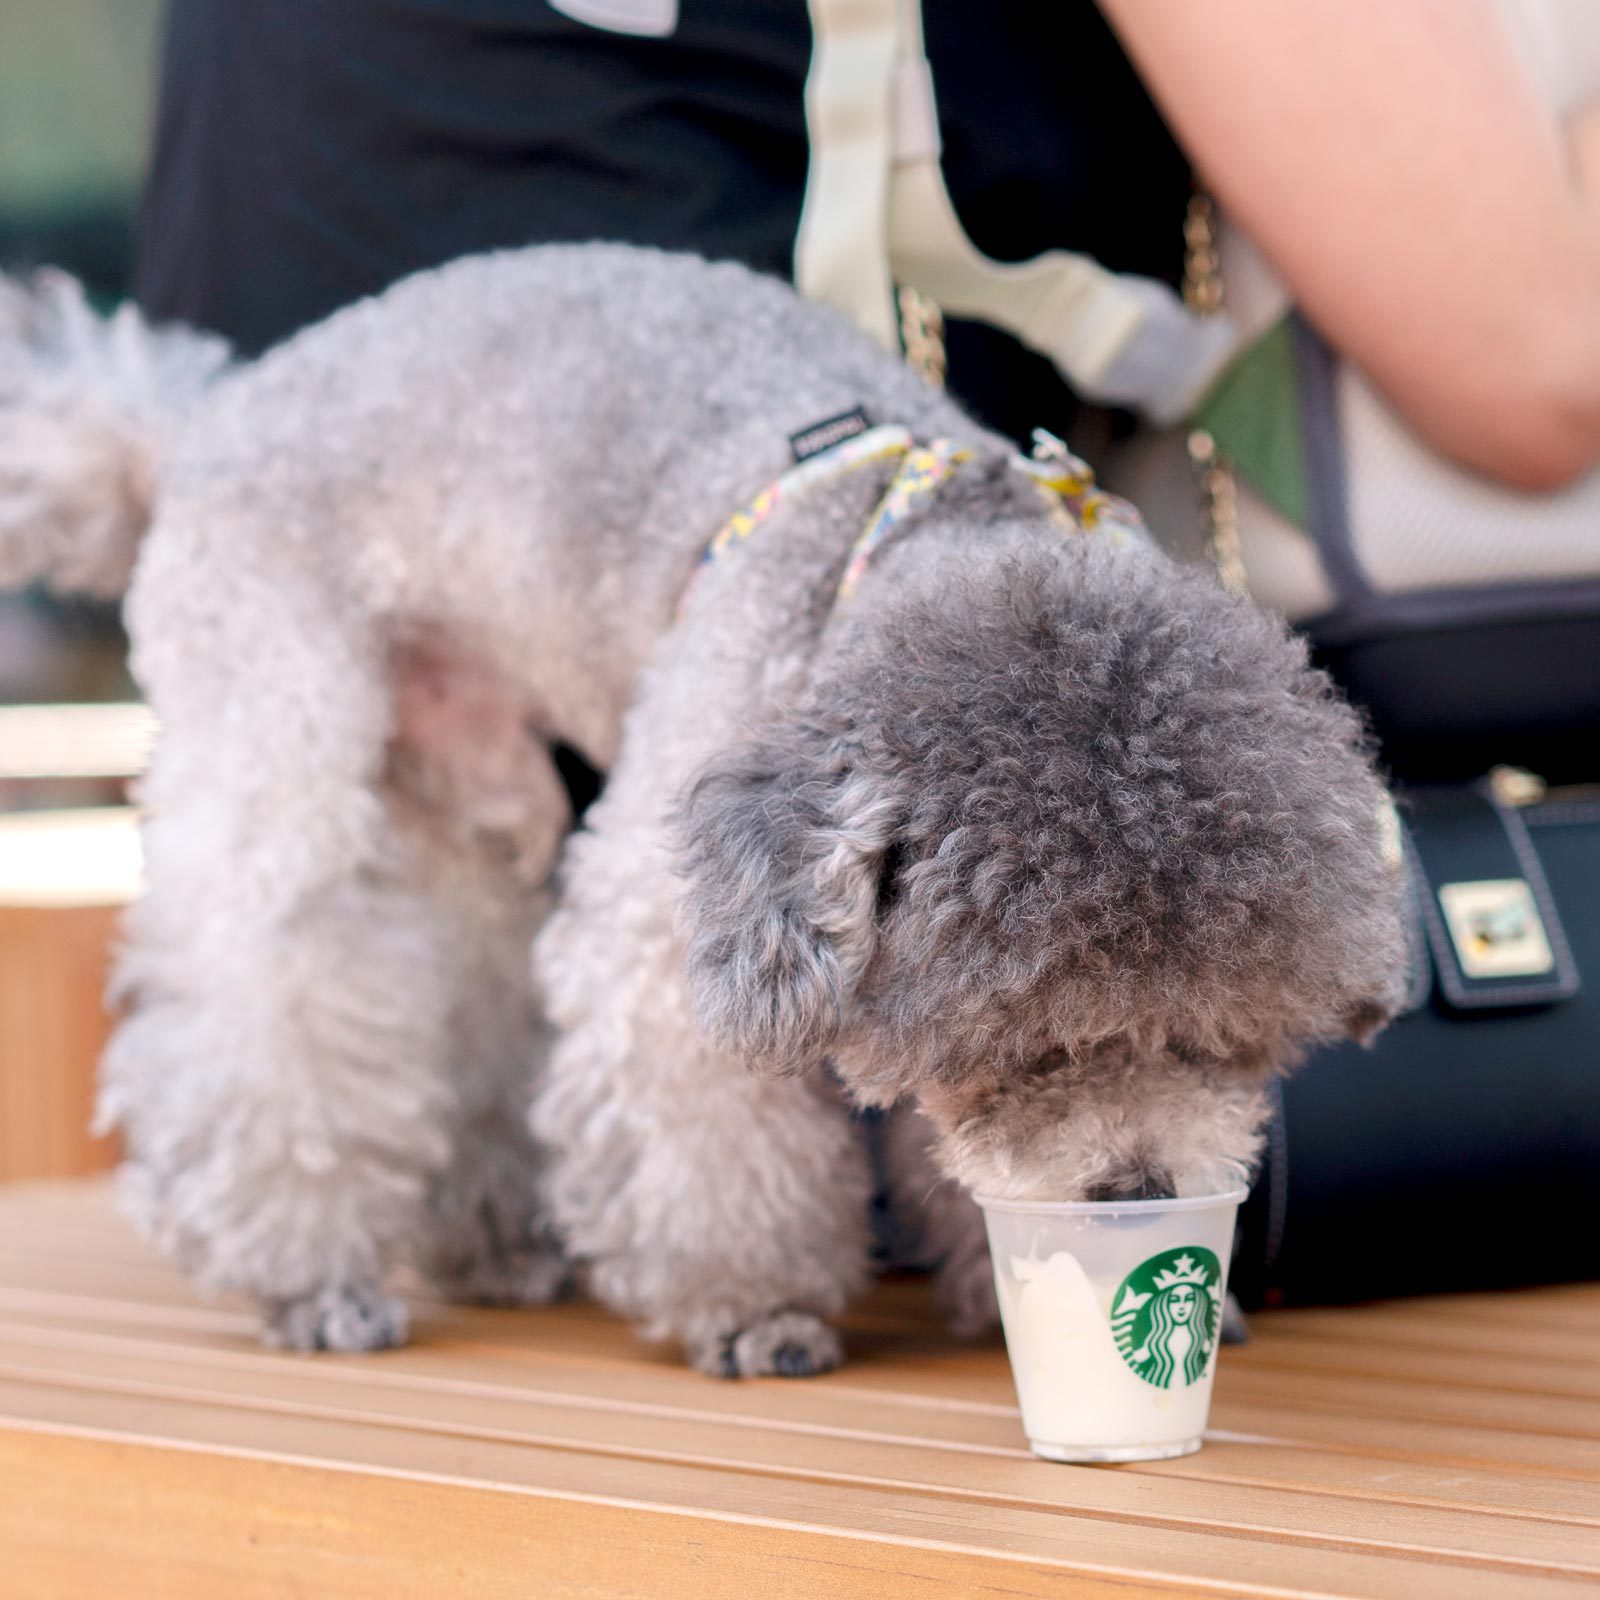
793 0 903 350
797 0 1245 423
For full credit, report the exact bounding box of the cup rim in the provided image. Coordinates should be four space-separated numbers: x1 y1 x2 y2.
973 1187 1248 1216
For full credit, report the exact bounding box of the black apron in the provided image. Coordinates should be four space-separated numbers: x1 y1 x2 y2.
134 0 1191 446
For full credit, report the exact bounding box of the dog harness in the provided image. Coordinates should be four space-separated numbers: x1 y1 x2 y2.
684 422 1140 613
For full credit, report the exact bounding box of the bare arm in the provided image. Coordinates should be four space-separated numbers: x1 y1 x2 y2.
1570 95 1600 203
1099 0 1600 490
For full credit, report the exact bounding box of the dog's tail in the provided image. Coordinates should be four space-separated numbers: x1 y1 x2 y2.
0 270 231 599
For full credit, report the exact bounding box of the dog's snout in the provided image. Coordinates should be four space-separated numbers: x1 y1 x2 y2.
1086 1171 1176 1203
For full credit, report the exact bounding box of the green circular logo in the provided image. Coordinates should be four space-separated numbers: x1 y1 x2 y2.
1110 1247 1223 1389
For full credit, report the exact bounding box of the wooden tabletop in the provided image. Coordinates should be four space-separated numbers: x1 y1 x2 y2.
1 1180 1596 1599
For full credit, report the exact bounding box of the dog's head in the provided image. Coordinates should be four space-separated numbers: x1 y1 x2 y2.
676 530 1406 1201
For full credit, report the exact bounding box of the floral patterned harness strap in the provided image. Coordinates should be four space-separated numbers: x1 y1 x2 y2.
685 422 1141 615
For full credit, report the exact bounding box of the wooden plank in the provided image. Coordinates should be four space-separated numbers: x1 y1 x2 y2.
1205 1398 1600 1480
1243 1307 1600 1368
29 1181 1585 1351
30 1174 1581 1346
1142 1444 1600 1526
0 1175 129 1222
4 1382 1595 1600
0 1176 123 1221
0 1297 1029 1449
4 1268 1600 1482
1219 1333 1600 1397
12 1183 1599 1356
0 1250 1036 1414
3 1209 1600 1465
1214 1366 1600 1440
4 1297 1600 1532
1263 1291 1600 1336
0 906 120 1182
1 1427 1191 1600
1 1327 1596 1577
6 1239 1597 1458
5 1180 1600 1598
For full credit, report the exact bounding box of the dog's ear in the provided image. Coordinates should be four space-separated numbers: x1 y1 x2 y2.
676 734 897 1072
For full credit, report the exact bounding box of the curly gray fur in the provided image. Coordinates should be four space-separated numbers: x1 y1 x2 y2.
678 496 1405 1199
0 270 229 595
0 243 1404 1367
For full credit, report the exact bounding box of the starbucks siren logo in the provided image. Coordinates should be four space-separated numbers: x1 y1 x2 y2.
1109 1247 1223 1389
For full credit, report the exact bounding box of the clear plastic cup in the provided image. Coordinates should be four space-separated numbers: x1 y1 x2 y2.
977 1189 1246 1463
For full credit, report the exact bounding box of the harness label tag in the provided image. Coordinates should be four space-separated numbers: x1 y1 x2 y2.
789 407 872 463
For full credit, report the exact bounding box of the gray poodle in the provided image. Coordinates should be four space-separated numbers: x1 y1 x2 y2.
0 246 1405 1374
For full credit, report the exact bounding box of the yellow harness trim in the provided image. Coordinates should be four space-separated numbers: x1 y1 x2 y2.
684 424 1139 614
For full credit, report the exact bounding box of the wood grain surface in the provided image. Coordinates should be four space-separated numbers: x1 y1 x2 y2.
0 907 120 1182
0 1181 1595 1599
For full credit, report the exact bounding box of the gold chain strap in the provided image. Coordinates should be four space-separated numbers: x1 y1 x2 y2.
1182 194 1249 597
1181 193 1224 317
897 284 948 389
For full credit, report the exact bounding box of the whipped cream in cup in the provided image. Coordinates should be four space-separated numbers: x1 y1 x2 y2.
977 1189 1246 1463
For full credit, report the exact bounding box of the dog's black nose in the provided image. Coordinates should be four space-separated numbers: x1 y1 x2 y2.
1086 1172 1176 1203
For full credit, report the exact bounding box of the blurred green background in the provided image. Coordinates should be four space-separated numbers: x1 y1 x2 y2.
0 0 162 707
0 0 163 297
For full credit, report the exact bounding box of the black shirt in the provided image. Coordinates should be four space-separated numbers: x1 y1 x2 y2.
136 0 1190 442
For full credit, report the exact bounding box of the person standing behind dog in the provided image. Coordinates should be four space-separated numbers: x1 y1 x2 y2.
136 0 1600 792
135 0 1187 452
138 0 1600 483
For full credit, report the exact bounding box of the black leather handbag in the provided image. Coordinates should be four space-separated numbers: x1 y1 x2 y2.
1231 782 1599 1307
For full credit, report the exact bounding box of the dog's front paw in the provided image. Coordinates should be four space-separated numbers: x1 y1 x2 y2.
690 1311 844 1379
263 1283 410 1353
